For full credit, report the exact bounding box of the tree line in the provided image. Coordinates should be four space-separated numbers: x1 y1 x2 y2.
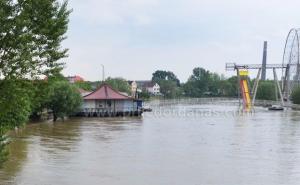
85 68 284 102
150 69 300 104
77 68 296 102
151 68 238 99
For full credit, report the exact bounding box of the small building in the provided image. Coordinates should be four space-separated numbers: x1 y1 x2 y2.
80 84 142 117
136 81 161 95
67 75 84 83
128 81 138 97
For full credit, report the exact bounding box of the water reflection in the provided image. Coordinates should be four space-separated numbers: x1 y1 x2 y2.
0 117 143 185
0 129 28 184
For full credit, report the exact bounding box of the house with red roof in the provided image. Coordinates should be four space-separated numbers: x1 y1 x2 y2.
80 84 143 117
67 75 84 83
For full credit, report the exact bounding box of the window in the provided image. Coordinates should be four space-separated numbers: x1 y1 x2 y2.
107 100 112 107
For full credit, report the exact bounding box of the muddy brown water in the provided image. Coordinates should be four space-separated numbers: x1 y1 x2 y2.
1 99 300 185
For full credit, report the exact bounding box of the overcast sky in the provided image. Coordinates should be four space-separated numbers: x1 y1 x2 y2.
61 0 300 82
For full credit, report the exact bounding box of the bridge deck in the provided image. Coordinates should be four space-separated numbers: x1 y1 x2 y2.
226 63 288 70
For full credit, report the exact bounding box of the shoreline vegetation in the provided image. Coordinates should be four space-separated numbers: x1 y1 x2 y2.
0 0 72 165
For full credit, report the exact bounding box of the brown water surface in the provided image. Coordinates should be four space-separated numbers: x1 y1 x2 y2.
1 99 300 185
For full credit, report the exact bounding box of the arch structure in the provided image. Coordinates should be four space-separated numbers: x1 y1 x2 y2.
282 28 300 99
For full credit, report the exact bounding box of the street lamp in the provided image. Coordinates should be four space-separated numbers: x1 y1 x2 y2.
101 64 105 82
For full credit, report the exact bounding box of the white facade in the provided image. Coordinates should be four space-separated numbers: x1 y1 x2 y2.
146 83 160 95
82 99 136 112
130 81 137 94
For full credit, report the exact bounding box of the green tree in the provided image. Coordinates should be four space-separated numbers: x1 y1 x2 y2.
0 0 71 79
183 68 238 97
0 80 32 130
183 68 211 97
222 76 238 97
30 73 67 119
291 87 300 104
256 81 276 101
207 72 221 96
152 70 180 86
74 81 93 91
0 80 32 165
46 81 82 122
152 70 181 98
104 77 131 95
0 0 71 165
159 80 180 98
30 80 49 119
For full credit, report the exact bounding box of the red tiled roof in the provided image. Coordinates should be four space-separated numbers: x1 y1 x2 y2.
67 75 84 82
84 84 132 100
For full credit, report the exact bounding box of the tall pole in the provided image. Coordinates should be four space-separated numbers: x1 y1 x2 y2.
273 68 284 106
252 68 262 106
261 41 268 80
101 64 105 82
236 67 241 107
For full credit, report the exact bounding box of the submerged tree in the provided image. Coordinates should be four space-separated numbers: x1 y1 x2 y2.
46 81 82 122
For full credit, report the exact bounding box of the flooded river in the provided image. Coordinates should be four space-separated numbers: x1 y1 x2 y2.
1 99 300 185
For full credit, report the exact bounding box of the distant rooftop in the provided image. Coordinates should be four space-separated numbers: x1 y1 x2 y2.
136 80 157 88
67 75 84 83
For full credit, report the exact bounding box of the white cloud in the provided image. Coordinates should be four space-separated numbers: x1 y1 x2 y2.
69 0 160 25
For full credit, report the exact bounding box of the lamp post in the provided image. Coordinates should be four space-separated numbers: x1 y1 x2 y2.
101 64 105 82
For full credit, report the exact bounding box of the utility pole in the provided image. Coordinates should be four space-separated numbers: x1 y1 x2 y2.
101 64 105 82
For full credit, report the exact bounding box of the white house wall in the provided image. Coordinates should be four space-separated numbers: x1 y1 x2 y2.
115 100 135 112
83 99 136 112
82 100 95 109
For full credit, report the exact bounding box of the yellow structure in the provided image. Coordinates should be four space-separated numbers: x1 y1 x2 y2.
239 70 252 109
239 70 249 76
